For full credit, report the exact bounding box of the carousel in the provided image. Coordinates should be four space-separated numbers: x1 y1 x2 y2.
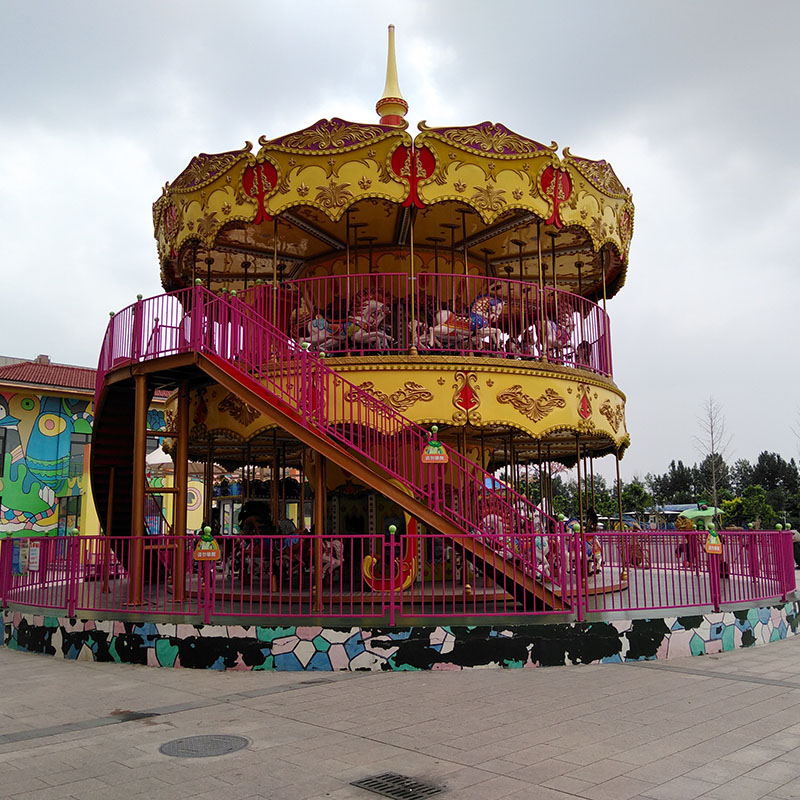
91 26 635 621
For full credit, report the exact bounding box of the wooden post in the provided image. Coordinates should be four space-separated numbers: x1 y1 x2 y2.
129 372 148 604
173 381 189 599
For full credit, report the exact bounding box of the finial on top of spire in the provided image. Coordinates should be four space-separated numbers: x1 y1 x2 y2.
376 24 408 127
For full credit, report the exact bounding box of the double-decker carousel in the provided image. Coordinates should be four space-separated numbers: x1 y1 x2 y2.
93 26 634 618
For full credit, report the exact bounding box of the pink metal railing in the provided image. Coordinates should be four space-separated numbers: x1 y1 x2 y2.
412 274 612 375
2 529 794 622
570 529 794 614
88 286 796 622
232 274 613 376
94 285 562 609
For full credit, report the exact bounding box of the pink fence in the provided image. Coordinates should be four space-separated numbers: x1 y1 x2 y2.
230 274 613 376
96 284 560 590
2 529 794 623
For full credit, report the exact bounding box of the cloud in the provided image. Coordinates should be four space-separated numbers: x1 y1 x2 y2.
2 0 799 483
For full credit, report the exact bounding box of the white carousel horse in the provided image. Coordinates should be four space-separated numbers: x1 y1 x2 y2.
428 295 504 350
346 292 393 350
480 511 550 579
515 314 576 360
299 314 345 352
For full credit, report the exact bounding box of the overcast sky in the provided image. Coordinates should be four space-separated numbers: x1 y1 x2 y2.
2 1 799 481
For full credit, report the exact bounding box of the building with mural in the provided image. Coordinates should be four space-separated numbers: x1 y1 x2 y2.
0 355 204 538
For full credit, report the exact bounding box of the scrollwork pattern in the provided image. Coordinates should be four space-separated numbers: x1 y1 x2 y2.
496 385 566 422
600 399 625 433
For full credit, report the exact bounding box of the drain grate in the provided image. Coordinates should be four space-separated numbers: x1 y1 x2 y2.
351 773 442 799
159 734 250 758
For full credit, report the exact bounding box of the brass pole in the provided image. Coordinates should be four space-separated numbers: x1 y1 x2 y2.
460 209 471 339
444 222 458 315
511 239 526 350
203 434 214 526
409 208 418 355
205 256 213 290
537 440 543 508
272 216 278 323
590 456 596 507
129 372 148 605
460 209 469 278
173 381 189 599
548 232 559 358
510 433 517 494
536 221 547 361
428 235 444 329
576 261 585 359
602 249 611 371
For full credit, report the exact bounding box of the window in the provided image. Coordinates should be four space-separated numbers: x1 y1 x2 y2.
57 495 81 535
68 432 91 477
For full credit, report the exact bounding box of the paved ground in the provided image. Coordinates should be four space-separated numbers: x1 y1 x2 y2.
2 638 800 800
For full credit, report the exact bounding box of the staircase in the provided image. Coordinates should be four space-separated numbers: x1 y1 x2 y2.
91 285 569 611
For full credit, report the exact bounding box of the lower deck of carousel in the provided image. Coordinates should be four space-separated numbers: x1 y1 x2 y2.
4 527 796 670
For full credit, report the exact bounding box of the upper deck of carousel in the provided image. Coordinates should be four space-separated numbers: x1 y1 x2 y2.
151 26 633 382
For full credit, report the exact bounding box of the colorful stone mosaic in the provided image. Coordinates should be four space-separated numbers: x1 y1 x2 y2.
3 604 799 671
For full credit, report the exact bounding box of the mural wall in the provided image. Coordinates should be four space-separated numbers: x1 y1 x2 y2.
0 392 196 536
0 391 93 533
4 603 798 671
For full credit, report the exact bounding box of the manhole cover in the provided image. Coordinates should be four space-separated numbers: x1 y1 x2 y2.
159 734 250 758
351 773 442 799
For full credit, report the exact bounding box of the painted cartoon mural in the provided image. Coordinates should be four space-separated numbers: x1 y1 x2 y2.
0 392 93 533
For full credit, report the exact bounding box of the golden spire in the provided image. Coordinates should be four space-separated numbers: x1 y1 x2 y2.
376 24 408 127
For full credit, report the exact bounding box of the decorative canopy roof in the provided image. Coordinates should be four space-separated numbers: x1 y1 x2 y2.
152 28 634 303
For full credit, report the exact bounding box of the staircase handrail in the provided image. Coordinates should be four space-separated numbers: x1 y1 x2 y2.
96 285 562 577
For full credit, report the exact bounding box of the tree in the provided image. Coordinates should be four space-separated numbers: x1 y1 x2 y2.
750 452 799 522
730 458 754 495
740 485 778 529
694 397 732 520
620 478 653 517
658 460 697 504
696 453 732 503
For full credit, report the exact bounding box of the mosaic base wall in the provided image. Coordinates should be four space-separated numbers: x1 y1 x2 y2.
3 605 799 671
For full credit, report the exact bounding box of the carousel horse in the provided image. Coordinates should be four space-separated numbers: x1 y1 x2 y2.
565 521 603 575
479 511 551 579
428 295 504 350
514 313 576 360
346 291 393 350
298 313 344 352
